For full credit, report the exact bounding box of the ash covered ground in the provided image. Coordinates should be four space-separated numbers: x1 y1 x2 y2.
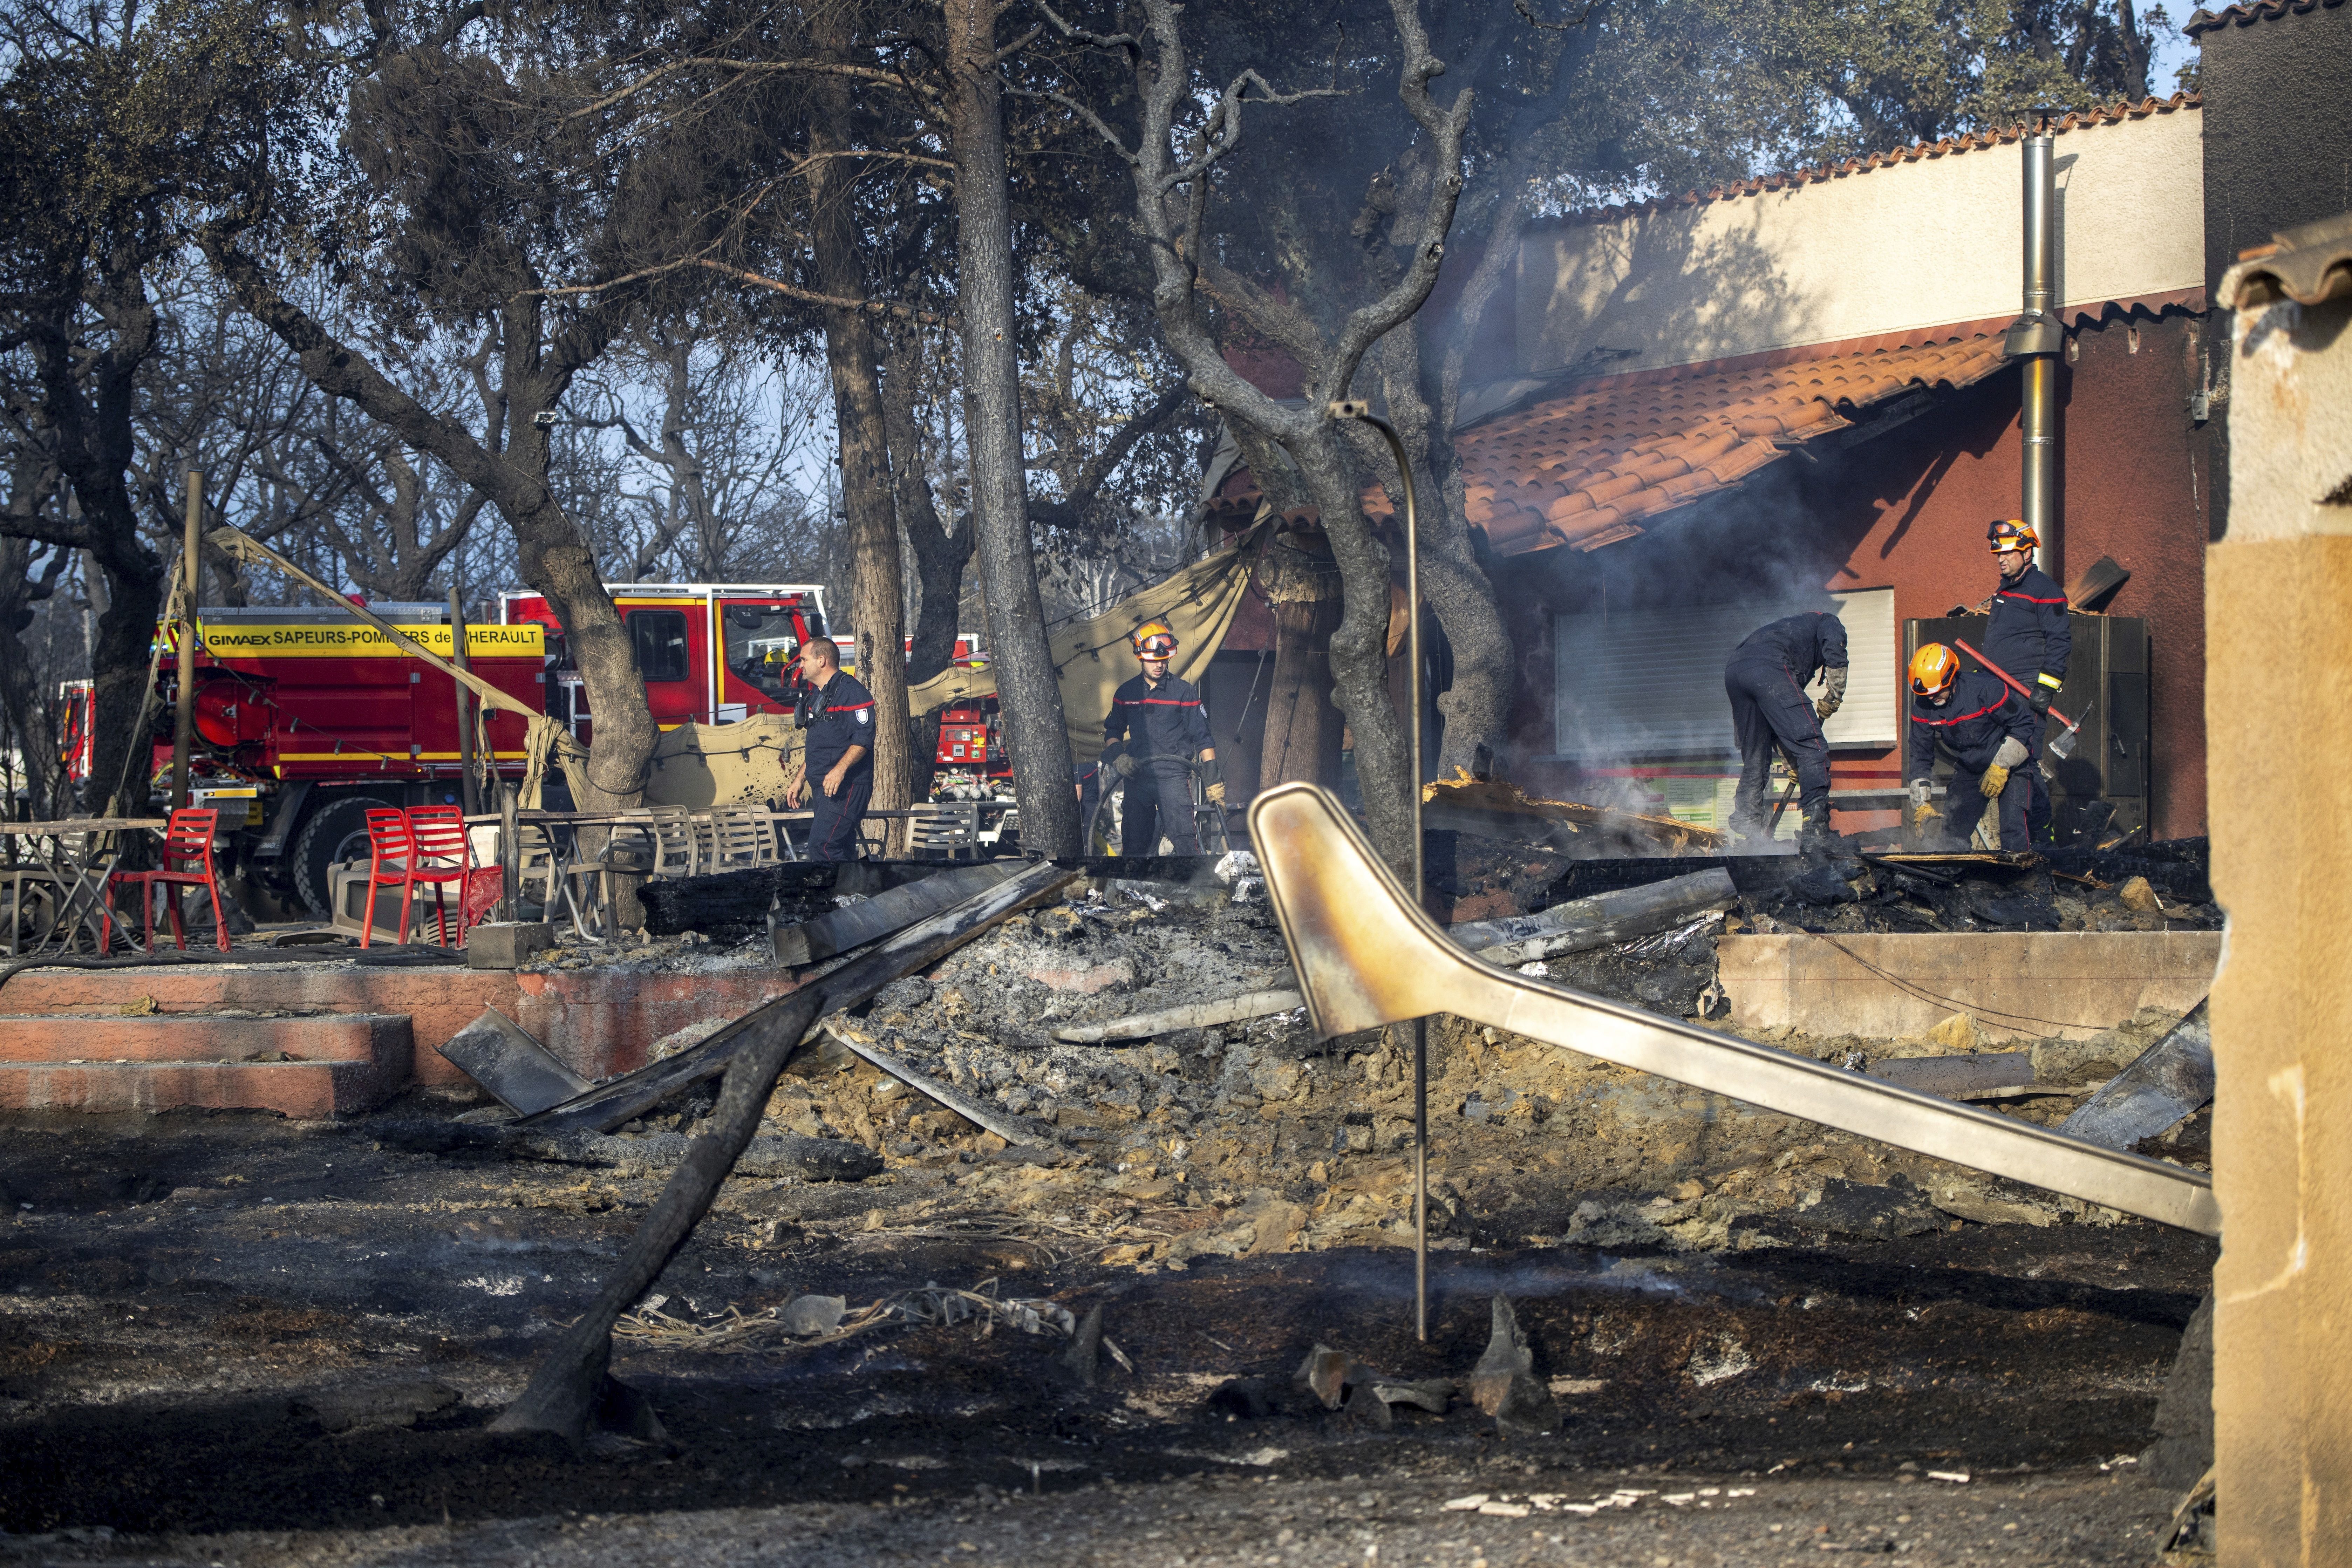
0 836 2216 1564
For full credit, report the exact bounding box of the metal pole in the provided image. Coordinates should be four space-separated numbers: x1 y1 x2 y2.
450 580 480 818
2006 118 2061 581
169 472 202 812
1329 399 1427 1341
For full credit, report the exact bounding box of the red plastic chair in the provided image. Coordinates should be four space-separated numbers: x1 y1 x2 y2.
105 809 230 954
359 809 414 949
397 804 477 947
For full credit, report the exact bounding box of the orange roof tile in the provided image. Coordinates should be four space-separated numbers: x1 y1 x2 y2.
1209 331 2012 556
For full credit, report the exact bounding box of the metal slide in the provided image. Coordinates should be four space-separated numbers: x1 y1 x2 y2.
1247 784 2220 1236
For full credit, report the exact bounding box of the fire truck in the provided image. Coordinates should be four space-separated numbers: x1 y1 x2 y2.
125 584 831 916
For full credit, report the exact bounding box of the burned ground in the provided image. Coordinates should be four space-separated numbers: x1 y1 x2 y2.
0 845 2216 1562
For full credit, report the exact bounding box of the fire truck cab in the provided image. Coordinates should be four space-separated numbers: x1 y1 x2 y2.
499 584 830 742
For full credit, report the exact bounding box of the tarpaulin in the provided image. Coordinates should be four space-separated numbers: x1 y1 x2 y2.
907 526 1265 764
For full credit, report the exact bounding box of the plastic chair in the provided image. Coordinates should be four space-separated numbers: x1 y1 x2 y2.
105 809 229 954
397 804 477 947
358 809 414 949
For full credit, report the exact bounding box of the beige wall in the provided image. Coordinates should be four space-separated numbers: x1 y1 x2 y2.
1518 108 2203 374
2208 292 2352 1565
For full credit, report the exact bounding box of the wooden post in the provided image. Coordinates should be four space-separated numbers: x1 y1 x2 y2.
169 472 202 812
450 581 480 818
500 783 520 922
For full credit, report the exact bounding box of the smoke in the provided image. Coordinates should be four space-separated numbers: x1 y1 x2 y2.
1495 459 1867 812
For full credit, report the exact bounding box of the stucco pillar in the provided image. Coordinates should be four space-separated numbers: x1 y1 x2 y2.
2207 281 2352 1565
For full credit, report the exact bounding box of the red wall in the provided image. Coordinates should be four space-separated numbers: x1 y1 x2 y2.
1491 310 2213 840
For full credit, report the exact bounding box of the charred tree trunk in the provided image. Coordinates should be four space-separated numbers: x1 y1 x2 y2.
20 285 169 818
1254 531 1344 788
885 336 974 689
1292 428 1416 869
809 63 913 854
1041 0 1471 878
941 0 1079 858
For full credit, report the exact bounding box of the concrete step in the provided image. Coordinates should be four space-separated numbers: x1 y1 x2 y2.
0 1012 407 1065
0 1012 412 1117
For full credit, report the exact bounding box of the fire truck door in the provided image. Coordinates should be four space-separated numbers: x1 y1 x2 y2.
626 608 697 727
716 603 805 721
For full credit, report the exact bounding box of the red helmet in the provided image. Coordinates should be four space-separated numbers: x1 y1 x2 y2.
1130 621 1177 659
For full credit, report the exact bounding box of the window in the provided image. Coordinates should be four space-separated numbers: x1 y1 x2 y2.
1551 588 1897 761
629 609 690 683
721 605 803 700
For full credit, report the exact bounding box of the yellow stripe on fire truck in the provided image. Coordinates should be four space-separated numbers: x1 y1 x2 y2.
194 622 545 658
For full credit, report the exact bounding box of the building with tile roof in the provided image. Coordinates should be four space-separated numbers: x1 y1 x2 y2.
1205 93 2219 843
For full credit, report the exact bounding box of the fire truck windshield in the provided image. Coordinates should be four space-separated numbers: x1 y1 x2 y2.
724 606 800 700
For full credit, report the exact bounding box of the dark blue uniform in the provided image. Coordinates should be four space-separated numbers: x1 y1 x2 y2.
799 669 875 861
1979 564 2070 843
1103 673 1213 855
1725 611 1848 836
1905 669 2040 850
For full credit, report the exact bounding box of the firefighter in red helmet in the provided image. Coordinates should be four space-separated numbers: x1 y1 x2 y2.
1100 621 1220 855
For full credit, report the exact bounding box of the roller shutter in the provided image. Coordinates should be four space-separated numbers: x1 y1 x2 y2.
1552 588 1896 761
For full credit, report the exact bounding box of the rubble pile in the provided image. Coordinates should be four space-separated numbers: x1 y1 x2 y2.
1733 837 2218 936
681 842 2208 1272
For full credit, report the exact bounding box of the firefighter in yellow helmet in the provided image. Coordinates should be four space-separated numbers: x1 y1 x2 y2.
1904 642 2038 850
1100 621 1221 855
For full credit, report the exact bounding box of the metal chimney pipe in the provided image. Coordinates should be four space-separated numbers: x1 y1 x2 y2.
2005 123 2061 579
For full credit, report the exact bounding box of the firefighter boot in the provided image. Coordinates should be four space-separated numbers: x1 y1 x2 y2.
1796 801 1836 860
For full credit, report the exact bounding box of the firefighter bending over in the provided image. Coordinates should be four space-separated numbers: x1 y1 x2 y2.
1724 608 1848 850
785 636 875 861
1100 621 1221 856
1904 642 2038 851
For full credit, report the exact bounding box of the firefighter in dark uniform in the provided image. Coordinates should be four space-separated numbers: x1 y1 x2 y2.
1973 518 2070 844
1903 642 2039 851
1100 621 1221 856
784 636 875 861
1724 608 1848 850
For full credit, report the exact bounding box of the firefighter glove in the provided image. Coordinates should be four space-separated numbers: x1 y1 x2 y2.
1992 736 2029 770
2029 676 2059 716
1110 750 1139 779
1979 763 2011 799
1815 667 1844 718
1907 778 1934 809
1204 780 1227 806
1198 754 1223 789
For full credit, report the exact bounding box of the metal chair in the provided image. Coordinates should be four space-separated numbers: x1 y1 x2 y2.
105 809 231 954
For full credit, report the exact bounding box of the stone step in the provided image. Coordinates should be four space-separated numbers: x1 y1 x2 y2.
0 1012 413 1117
0 1058 407 1118
0 1012 407 1066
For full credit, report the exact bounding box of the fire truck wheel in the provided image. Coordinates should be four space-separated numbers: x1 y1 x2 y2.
291 795 382 920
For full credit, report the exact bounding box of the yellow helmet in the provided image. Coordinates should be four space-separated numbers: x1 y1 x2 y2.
1130 621 1177 659
1987 518 2039 554
1909 642 1961 698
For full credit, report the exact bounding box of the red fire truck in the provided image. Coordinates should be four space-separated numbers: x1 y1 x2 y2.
117 584 831 916
67 581 1018 915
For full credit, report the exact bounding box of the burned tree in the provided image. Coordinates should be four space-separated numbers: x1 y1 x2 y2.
1037 0 1473 875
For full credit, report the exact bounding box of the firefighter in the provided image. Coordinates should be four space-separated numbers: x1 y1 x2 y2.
1724 608 1849 850
1100 621 1221 856
1975 518 2070 844
784 636 875 861
1904 642 2038 851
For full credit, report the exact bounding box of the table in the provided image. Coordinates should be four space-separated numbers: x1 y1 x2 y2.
0 819 168 956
